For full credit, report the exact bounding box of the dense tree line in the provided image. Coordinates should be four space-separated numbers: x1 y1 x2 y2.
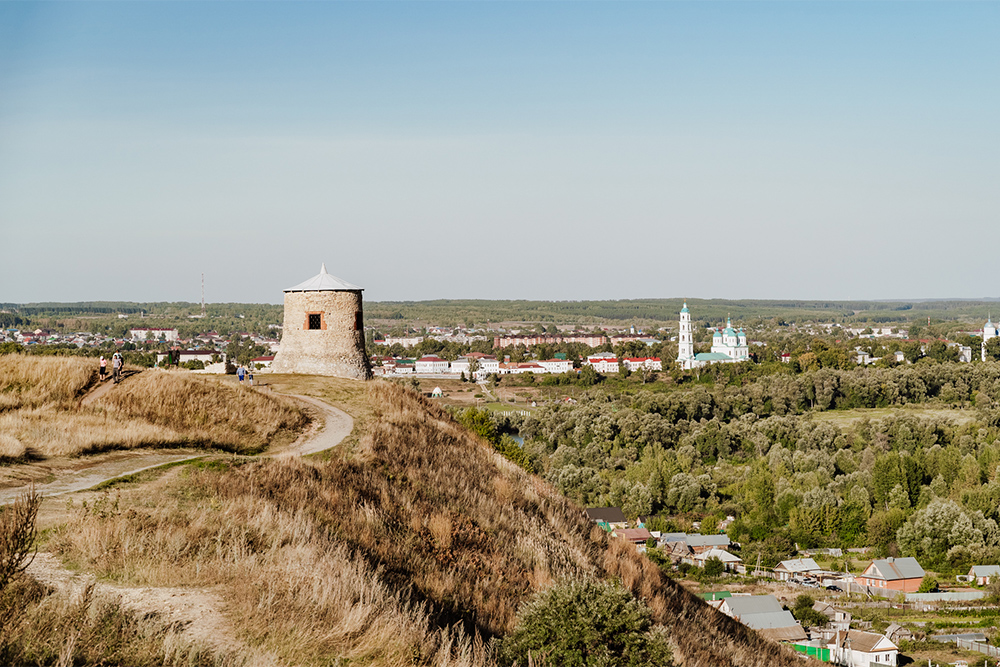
511 362 1000 573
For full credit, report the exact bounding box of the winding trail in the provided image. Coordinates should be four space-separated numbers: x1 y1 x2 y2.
18 389 354 665
0 391 353 503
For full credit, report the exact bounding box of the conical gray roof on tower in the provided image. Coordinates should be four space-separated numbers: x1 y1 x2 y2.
284 263 362 292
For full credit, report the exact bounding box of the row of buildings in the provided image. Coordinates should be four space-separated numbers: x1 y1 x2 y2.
372 352 663 378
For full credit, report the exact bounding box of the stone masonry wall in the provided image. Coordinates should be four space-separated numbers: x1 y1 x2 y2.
270 290 372 380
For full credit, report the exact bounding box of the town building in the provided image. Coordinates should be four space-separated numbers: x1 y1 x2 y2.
622 357 662 372
493 334 608 349
130 327 179 342
584 353 620 373
269 264 372 380
537 358 573 373
415 355 450 374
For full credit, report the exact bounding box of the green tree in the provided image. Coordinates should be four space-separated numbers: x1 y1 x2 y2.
896 499 999 566
499 580 674 667
702 557 724 578
917 575 939 593
985 337 1000 362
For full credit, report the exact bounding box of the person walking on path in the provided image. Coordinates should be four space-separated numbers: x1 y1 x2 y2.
247 368 254 387
237 365 245 385
99 356 107 382
111 352 123 384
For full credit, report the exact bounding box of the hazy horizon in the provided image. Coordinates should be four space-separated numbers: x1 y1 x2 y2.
3 2 998 304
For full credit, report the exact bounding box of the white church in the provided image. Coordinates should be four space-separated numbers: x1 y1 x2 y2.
676 302 750 370
984 317 999 361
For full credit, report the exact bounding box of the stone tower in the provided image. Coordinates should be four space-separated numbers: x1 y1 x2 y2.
270 264 372 380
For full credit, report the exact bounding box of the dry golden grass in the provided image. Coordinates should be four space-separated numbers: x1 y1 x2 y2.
0 360 307 458
0 576 226 666
0 407 185 457
0 356 95 412
47 381 810 667
97 372 307 454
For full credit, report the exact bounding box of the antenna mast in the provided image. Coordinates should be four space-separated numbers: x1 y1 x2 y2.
201 273 206 318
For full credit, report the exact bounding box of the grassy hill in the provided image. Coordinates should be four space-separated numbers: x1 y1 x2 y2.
0 357 306 460
3 378 809 666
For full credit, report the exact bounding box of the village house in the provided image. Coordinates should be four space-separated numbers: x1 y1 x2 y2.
716 595 807 643
813 601 852 632
856 557 925 593
585 507 628 531
828 630 898 667
969 565 1000 586
883 623 913 645
251 355 274 369
613 527 653 546
690 549 743 572
683 534 731 554
773 557 822 582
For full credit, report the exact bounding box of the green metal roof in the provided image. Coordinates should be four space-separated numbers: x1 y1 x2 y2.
695 352 734 361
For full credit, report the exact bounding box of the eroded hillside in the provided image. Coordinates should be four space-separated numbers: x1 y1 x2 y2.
4 378 809 666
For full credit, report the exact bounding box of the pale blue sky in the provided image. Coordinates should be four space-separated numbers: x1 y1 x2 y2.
1 2 998 304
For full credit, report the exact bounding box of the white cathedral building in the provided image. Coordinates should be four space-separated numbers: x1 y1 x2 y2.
984 317 999 362
676 302 750 369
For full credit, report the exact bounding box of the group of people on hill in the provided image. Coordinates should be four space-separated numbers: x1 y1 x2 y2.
236 364 254 387
98 352 124 384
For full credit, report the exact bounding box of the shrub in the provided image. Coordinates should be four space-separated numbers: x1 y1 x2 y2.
918 575 940 593
702 556 725 578
0 488 41 630
790 594 828 628
499 579 674 667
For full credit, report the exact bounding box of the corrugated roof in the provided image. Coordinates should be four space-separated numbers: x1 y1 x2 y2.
723 595 783 617
686 534 731 548
758 624 809 642
696 548 742 563
284 264 362 292
741 610 801 631
585 507 626 523
776 557 821 573
831 630 896 653
867 557 924 581
970 565 1000 577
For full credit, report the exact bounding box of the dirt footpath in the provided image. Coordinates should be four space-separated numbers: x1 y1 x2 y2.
27 553 282 666
18 391 354 665
0 392 353 505
273 394 353 457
